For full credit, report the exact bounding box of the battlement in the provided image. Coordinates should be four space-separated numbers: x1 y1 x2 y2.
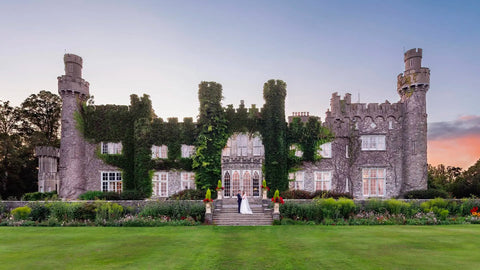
64 54 83 66
35 146 60 158
328 92 402 120
404 48 422 61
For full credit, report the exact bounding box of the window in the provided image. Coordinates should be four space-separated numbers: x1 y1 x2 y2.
346 144 349 158
362 168 386 197
232 171 240 193
290 144 303 158
253 136 263 156
314 171 332 191
222 139 232 157
361 135 386 151
252 171 260 196
100 142 122 154
181 145 195 158
289 171 304 190
237 134 248 156
317 142 332 158
181 172 195 190
151 145 168 159
152 172 168 197
388 120 394 130
224 172 231 197
243 171 251 196
101 171 122 193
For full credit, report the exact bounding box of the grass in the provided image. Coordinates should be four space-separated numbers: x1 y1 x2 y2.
1 225 479 269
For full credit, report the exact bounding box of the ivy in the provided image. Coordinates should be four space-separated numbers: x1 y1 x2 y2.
193 82 230 190
260 80 289 194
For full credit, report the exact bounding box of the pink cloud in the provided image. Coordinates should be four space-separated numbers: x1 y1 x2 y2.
428 135 480 169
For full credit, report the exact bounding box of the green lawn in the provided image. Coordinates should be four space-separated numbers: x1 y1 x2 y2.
1 225 479 269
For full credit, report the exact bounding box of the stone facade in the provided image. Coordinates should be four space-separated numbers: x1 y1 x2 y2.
37 48 429 199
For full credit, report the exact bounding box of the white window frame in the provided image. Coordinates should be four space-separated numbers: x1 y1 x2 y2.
290 144 303 158
100 142 123 154
252 136 263 156
314 171 332 191
152 172 168 197
237 134 248 157
362 168 386 197
289 171 304 190
361 135 386 151
181 145 195 158
317 142 332 158
101 171 122 193
223 139 232 157
346 144 349 158
181 172 195 190
151 145 168 159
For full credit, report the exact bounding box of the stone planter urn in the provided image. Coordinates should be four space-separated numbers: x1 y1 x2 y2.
273 202 280 214
205 202 212 214
262 189 267 200
217 190 223 200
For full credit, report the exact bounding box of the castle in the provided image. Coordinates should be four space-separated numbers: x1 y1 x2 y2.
36 48 429 199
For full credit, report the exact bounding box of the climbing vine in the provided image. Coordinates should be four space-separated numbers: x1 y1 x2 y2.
193 82 230 190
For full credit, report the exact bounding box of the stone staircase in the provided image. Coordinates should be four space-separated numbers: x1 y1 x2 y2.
213 198 273 226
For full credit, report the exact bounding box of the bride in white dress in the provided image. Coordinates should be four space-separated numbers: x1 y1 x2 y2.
240 191 253 214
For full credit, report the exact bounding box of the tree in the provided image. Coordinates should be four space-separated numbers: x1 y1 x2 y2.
19 90 62 146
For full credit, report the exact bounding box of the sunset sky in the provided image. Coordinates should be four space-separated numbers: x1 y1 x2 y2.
0 0 479 169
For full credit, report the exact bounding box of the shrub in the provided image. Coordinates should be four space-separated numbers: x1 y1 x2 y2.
29 203 51 222
385 199 410 215
139 201 205 221
337 197 356 218
317 198 340 219
403 189 449 199
11 206 32 220
280 190 312 199
120 190 146 200
73 203 97 221
95 202 124 223
170 189 205 200
459 198 480 216
280 202 322 222
22 191 58 201
311 191 353 199
363 199 387 214
79 191 104 200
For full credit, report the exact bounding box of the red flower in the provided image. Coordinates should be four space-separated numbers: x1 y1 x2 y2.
470 206 478 214
203 198 213 203
216 187 224 191
271 196 285 204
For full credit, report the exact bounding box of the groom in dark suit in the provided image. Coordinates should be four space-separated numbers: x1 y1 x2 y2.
236 190 242 213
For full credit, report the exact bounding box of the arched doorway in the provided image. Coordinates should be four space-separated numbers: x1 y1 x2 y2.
253 171 260 197
243 171 251 196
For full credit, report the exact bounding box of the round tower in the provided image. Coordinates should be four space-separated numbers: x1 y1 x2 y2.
58 54 90 199
397 48 430 193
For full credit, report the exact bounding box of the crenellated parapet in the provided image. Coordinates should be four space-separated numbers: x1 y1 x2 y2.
58 54 89 101
397 48 430 95
35 146 60 158
328 92 402 120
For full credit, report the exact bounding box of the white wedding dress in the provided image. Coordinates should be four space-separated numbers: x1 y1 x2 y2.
240 194 253 214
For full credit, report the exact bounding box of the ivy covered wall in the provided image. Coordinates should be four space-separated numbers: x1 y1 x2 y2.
76 80 333 196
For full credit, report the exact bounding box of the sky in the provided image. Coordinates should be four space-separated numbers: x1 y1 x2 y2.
0 0 479 169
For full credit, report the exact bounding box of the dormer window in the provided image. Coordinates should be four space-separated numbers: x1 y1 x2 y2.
317 142 332 158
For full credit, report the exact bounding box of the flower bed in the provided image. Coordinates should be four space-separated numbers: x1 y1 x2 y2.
276 198 480 226
0 201 204 227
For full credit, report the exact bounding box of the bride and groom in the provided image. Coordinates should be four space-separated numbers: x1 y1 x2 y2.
237 190 253 214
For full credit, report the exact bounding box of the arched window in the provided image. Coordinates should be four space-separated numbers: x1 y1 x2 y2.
243 171 251 196
232 171 240 195
224 172 231 197
252 171 260 196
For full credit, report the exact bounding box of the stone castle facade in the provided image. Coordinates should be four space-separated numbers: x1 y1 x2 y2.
36 48 429 199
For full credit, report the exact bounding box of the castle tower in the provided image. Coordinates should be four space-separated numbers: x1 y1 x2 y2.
397 48 430 192
58 54 90 199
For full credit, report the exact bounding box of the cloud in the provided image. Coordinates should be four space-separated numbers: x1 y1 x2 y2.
428 135 480 169
428 115 480 140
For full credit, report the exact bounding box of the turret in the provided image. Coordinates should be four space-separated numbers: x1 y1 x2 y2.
398 48 429 193
57 54 89 199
